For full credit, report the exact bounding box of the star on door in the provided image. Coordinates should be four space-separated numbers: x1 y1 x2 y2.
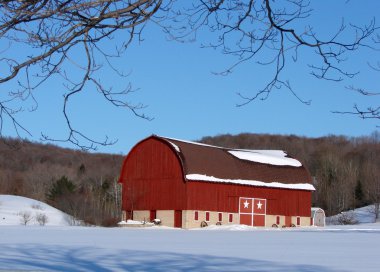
243 200 249 208
257 201 263 209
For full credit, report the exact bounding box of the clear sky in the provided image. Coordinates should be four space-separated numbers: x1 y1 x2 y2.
1 1 380 154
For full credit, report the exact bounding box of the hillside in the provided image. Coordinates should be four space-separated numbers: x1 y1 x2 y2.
0 195 69 226
1 132 379 224
0 138 124 226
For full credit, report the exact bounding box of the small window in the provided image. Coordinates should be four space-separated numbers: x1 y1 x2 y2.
194 211 199 221
276 216 280 225
229 213 233 223
205 211 210 222
218 212 223 222
297 217 301 226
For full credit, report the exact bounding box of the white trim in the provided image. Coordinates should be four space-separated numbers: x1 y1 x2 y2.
239 197 267 227
253 198 266 215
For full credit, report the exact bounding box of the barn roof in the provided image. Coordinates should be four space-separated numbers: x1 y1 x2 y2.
153 135 314 191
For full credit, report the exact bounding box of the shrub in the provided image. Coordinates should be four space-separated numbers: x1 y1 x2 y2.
31 203 44 210
19 211 33 226
35 213 48 226
336 211 358 225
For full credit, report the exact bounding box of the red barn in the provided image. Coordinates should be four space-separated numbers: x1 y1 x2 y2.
118 135 315 228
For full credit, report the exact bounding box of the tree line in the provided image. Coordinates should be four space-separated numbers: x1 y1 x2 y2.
0 138 124 226
1 132 379 225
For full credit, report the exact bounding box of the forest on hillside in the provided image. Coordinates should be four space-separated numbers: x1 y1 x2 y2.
0 138 124 226
200 132 380 218
1 132 379 226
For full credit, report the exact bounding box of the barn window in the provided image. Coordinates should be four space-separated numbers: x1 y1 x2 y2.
229 214 233 223
150 210 156 221
218 212 223 222
194 211 199 221
297 217 301 226
205 211 210 222
276 216 280 225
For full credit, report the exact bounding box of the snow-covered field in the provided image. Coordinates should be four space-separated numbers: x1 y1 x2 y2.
1 195 380 271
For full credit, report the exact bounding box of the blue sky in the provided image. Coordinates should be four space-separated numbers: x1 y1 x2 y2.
1 1 380 154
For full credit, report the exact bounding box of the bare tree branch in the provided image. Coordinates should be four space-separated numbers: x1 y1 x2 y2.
0 0 162 150
161 0 377 106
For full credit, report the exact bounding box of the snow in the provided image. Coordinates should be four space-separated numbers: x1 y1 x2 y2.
162 136 302 167
168 141 181 152
118 219 154 227
1 224 380 271
327 205 380 225
0 195 70 226
162 136 222 149
1 195 380 271
228 150 302 167
186 174 315 191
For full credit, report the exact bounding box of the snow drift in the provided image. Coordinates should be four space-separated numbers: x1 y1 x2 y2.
0 194 70 226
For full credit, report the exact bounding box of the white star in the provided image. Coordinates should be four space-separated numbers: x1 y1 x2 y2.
257 201 263 209
243 200 249 208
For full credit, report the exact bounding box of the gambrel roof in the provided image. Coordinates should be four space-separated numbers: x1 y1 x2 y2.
152 135 314 191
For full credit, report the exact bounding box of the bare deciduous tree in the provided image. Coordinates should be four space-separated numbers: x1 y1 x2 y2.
0 1 379 150
0 0 162 150
35 212 48 226
19 211 33 226
0 0 380 149
163 0 376 105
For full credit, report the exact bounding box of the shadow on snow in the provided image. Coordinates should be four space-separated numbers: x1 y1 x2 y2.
0 244 344 272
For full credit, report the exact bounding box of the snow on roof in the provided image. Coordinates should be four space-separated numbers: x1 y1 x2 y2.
167 141 181 152
151 135 313 189
228 150 302 167
186 174 315 191
161 136 221 149
162 136 302 167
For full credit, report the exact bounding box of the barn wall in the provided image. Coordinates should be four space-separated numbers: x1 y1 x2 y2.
186 181 311 217
133 210 150 222
182 210 239 229
157 210 175 227
119 138 187 212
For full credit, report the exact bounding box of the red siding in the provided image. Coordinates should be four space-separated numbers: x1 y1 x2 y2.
186 181 311 217
119 138 186 213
